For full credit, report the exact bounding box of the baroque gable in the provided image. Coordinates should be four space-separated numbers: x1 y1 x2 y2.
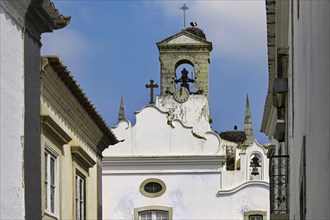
103 105 223 157
167 35 203 45
157 31 212 49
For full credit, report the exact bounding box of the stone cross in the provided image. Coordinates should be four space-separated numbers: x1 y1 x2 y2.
145 79 158 104
180 4 189 28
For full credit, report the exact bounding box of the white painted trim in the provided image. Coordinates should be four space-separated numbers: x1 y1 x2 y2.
103 155 224 175
44 145 60 218
134 104 169 115
102 155 225 166
217 181 269 196
103 170 222 175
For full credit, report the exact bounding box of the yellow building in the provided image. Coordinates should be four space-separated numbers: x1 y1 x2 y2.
40 56 118 219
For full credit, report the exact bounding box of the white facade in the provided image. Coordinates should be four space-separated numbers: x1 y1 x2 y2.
0 1 69 219
0 6 25 219
103 104 269 219
261 0 330 219
103 27 269 219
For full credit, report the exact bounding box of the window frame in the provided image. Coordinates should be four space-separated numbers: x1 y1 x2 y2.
244 210 267 220
139 210 169 220
139 178 166 198
75 170 86 220
134 206 172 220
44 145 59 217
248 214 263 220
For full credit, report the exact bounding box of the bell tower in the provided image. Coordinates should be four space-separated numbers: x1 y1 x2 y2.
155 25 213 136
156 25 213 98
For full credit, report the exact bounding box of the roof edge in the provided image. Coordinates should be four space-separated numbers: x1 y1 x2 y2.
42 56 119 147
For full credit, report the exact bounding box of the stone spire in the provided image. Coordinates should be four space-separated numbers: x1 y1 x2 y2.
118 97 125 123
244 94 255 145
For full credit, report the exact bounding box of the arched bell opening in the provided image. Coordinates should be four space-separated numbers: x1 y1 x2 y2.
174 60 195 93
249 152 263 180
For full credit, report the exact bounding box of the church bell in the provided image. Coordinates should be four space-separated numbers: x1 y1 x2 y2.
250 154 261 176
251 167 260 176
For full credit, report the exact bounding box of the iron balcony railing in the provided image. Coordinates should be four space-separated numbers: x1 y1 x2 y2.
269 155 290 214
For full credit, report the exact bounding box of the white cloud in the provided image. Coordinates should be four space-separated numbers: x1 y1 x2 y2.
41 29 89 74
158 1 267 63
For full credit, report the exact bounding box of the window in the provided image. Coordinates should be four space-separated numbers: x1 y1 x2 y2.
244 211 266 220
249 214 263 220
139 178 166 198
139 210 169 220
135 206 172 220
44 149 58 214
76 171 86 220
144 182 162 194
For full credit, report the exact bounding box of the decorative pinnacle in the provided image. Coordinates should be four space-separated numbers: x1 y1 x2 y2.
244 94 255 145
118 97 125 123
180 4 189 28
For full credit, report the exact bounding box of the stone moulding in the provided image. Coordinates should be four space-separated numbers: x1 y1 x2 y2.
71 145 96 170
41 115 72 146
103 155 225 175
217 180 269 196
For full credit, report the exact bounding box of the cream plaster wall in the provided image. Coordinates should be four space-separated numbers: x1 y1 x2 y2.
41 99 100 220
40 57 112 219
0 6 25 219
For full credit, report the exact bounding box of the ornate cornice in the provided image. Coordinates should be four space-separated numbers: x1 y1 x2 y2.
0 0 70 44
103 155 225 175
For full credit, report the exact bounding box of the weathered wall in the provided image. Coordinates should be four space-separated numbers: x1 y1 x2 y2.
1 1 69 218
288 1 330 219
156 95 211 136
157 32 212 97
0 6 26 219
159 51 210 96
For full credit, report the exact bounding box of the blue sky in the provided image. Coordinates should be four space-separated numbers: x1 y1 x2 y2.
41 0 269 144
